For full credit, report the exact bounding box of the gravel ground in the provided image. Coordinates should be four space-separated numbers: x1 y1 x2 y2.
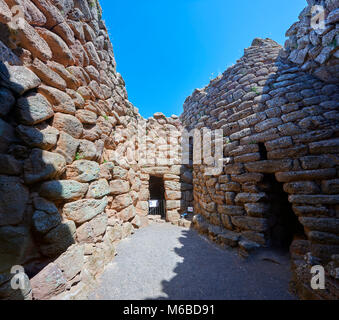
88 223 296 300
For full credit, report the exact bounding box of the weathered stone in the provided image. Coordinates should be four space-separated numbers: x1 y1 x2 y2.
231 216 269 232
322 179 339 195
0 87 15 117
15 20 53 61
63 197 108 224
118 205 136 222
300 217 339 234
0 154 22 175
17 93 54 125
109 180 130 195
235 193 268 203
38 85 76 114
17 124 59 150
309 138 339 154
78 140 97 161
36 27 74 66
30 58 67 90
289 195 339 205
217 231 240 247
55 245 84 281
0 176 29 226
244 203 270 218
87 178 110 199
217 205 245 216
245 160 293 173
276 169 336 183
40 220 76 257
65 160 100 182
39 180 88 201
31 263 66 300
111 194 133 211
24 149 66 184
77 213 108 243
32 210 61 235
0 225 31 273
52 113 83 139
283 181 320 195
55 132 79 164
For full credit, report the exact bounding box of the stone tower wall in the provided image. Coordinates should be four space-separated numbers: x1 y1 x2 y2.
0 0 147 300
180 3 339 298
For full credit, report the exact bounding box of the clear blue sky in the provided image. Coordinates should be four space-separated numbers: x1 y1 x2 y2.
100 0 306 119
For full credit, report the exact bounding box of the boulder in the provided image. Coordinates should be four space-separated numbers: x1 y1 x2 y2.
76 213 108 243
38 85 75 114
31 263 66 300
32 210 61 235
17 92 54 126
17 124 59 150
65 160 100 182
109 180 130 195
63 197 108 224
40 220 76 258
0 62 41 94
87 179 110 199
0 176 29 226
39 180 88 201
55 245 84 281
55 132 79 164
52 113 83 139
24 149 66 184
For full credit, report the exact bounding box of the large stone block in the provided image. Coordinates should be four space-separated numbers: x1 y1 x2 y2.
0 62 41 95
0 225 31 273
17 124 59 150
24 149 66 184
17 92 54 126
31 263 66 300
65 160 100 183
109 180 130 195
0 176 29 226
39 180 88 201
63 197 108 224
41 220 76 258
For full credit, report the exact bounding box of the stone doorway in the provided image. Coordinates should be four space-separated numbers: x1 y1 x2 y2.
262 174 306 250
148 176 166 219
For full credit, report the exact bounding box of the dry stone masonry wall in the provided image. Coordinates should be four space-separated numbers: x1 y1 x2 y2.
181 2 339 298
0 0 147 300
0 0 338 301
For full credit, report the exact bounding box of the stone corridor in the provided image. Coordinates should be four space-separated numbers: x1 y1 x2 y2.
87 223 295 300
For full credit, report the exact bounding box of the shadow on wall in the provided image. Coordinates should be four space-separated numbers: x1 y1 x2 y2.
0 60 74 300
146 227 294 300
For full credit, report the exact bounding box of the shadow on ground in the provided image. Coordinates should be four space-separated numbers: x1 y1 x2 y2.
89 224 296 300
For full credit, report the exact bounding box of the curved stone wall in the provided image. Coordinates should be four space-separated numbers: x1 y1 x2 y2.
181 36 338 299
0 0 145 300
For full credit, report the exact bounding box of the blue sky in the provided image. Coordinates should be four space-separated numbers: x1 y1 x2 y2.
100 0 307 119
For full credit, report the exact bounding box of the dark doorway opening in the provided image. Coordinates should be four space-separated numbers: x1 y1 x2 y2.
149 176 166 219
262 174 306 250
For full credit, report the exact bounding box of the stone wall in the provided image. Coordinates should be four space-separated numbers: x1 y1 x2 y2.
0 0 337 301
181 20 338 299
283 0 338 83
0 0 148 300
